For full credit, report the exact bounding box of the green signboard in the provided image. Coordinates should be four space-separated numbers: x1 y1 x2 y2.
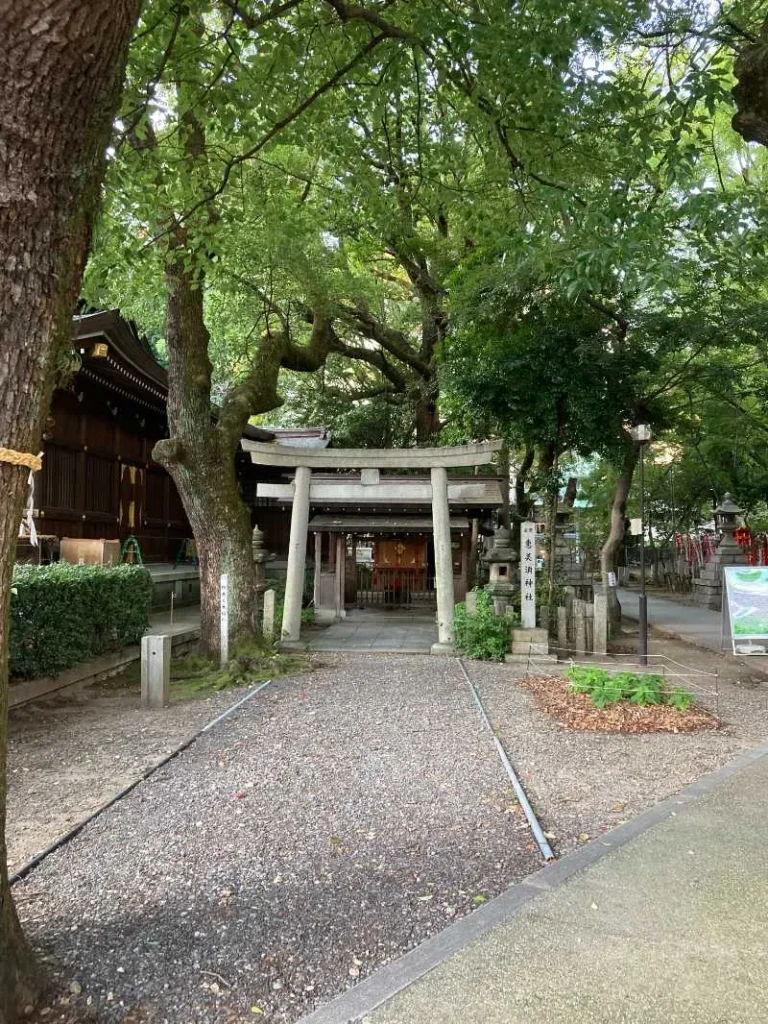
723 566 768 654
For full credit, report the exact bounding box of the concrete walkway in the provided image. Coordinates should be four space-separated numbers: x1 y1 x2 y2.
617 587 724 651
305 610 438 653
300 743 768 1024
617 587 768 676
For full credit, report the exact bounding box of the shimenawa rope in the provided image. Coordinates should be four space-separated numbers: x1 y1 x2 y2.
0 447 42 472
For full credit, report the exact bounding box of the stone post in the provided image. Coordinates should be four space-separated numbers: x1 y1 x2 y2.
263 588 276 640
141 634 170 709
593 590 608 656
281 465 312 642
431 466 454 652
575 599 587 656
557 606 568 649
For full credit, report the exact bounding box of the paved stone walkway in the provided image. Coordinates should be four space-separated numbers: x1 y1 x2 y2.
617 587 768 673
301 744 768 1024
306 610 438 653
617 587 724 651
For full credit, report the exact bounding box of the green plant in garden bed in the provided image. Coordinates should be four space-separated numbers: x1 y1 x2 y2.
454 589 513 661
10 563 152 679
564 665 694 711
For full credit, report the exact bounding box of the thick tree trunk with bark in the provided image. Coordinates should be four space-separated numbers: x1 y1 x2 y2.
0 3 140 1019
600 445 638 632
154 254 334 659
732 16 768 147
154 255 262 660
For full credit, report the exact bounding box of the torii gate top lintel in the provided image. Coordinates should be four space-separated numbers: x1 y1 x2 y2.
243 438 502 470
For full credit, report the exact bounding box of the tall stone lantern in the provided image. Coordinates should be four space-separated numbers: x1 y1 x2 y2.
252 525 272 613
693 493 747 611
482 525 518 616
714 493 743 544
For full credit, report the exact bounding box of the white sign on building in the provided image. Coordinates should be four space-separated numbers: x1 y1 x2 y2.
521 521 537 628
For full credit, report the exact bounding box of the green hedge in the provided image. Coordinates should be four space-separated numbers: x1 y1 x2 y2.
10 563 152 680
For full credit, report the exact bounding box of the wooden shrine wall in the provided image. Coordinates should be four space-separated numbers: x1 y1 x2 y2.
34 384 190 562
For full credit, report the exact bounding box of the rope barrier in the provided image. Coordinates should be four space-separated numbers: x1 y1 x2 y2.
0 447 42 472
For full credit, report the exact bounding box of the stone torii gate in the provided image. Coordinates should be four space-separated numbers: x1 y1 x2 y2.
243 439 502 652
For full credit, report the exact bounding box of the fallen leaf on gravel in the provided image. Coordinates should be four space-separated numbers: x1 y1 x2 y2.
472 895 487 904
415 894 433 902
250 1007 264 1015
578 833 591 842
612 803 625 812
68 982 81 996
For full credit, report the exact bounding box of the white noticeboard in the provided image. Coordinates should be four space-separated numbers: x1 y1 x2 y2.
220 573 230 667
521 521 537 628
723 566 768 655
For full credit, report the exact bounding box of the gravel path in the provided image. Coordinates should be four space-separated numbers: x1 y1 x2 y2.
7 678 252 873
14 655 539 1023
465 646 768 858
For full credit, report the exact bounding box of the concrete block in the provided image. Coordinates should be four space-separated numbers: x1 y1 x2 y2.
263 588 276 639
510 628 548 643
510 641 551 655
141 634 170 709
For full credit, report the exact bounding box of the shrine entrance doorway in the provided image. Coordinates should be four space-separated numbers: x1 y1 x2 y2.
355 533 436 610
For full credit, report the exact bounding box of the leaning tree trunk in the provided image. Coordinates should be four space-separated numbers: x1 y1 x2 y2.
154 253 335 659
600 445 638 632
154 255 262 661
0 3 140 1019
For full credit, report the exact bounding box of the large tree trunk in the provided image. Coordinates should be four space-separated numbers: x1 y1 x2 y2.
732 15 768 147
0 3 140 1019
154 256 262 660
414 283 446 444
154 253 335 659
414 380 440 444
600 445 638 631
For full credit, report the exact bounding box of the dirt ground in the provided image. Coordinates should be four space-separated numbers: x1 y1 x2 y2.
7 628 768 1022
7 668 254 874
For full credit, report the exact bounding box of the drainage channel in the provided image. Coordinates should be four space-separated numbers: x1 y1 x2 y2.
9 679 273 887
457 658 555 861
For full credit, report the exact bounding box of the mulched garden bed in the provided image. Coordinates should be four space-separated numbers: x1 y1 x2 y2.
521 674 720 734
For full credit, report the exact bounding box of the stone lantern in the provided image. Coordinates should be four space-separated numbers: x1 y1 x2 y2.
252 525 272 611
482 525 518 615
693 493 747 611
714 493 743 543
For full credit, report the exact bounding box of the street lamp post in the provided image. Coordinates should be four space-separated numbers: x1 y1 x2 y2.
630 423 652 666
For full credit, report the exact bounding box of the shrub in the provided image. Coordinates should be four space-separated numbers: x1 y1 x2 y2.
454 589 511 660
564 665 693 711
10 563 152 679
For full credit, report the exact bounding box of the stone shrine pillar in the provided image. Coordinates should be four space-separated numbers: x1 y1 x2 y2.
431 466 455 652
281 465 312 641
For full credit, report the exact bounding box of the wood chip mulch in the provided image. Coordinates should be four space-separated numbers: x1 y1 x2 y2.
520 675 720 734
